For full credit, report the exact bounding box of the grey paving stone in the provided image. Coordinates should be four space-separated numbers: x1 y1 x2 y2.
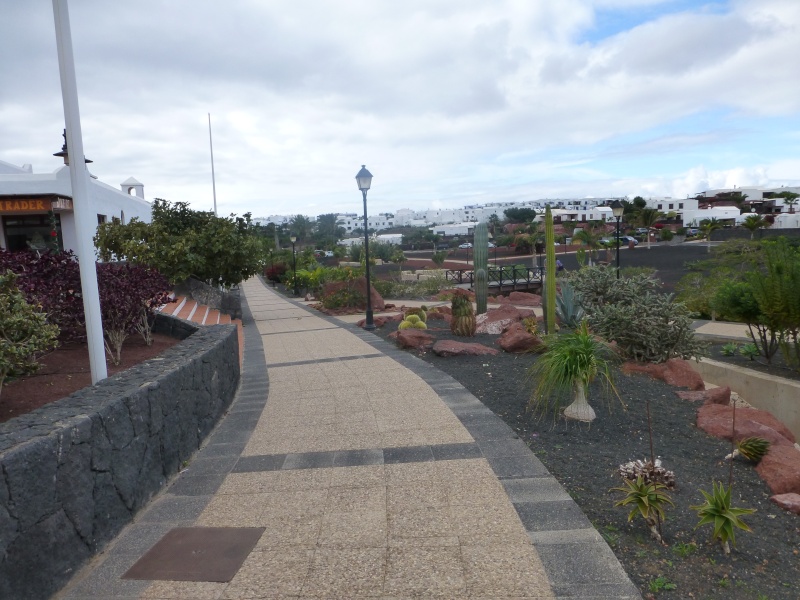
536 541 635 587
283 451 336 470
514 500 593 532
233 453 287 473
528 527 604 545
477 437 533 457
465 420 518 441
196 442 248 459
138 495 211 523
485 453 550 479
383 445 434 464
58 552 150 598
205 426 253 445
553 586 642 600
502 477 572 503
181 455 239 476
108 522 182 556
332 448 384 467
167 473 228 496
431 442 482 461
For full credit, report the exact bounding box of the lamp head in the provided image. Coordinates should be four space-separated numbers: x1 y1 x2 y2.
290 234 297 243
610 199 624 218
355 165 373 191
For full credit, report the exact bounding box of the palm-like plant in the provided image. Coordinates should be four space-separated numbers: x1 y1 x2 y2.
527 320 619 422
691 481 755 555
612 475 674 544
636 208 663 250
571 224 604 265
699 217 722 253
776 191 798 214
741 214 767 240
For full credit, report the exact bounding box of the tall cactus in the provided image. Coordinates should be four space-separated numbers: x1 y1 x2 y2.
474 223 489 314
544 206 557 334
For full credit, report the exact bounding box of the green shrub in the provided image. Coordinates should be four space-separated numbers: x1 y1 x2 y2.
372 279 396 299
566 266 704 363
0 271 60 399
720 343 739 356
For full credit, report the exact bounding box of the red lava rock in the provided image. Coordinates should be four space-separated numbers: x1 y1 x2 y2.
696 404 796 445
623 359 704 391
476 305 536 334
770 493 800 514
323 277 385 312
507 291 542 306
368 314 403 328
675 386 731 405
757 444 800 495
496 322 544 353
390 329 435 351
432 340 499 357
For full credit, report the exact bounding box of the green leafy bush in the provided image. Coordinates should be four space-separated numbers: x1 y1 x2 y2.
0 271 60 399
721 343 739 356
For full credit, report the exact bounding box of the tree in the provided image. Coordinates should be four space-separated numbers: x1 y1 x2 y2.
572 223 604 265
636 208 663 250
776 191 799 214
741 214 768 240
632 196 647 210
699 218 722 253
314 213 344 247
488 213 502 236
289 214 313 243
503 207 537 224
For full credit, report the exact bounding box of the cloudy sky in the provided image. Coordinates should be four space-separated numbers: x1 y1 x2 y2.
2 0 799 219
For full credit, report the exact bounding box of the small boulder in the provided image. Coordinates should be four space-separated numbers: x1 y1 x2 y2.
623 359 704 391
496 322 544 353
770 493 800 515
675 386 731 405
696 404 796 446
390 329 435 351
476 304 536 334
432 340 499 357
757 444 800 495
507 291 542 306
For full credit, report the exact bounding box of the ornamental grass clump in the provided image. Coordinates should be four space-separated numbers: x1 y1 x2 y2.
527 320 619 422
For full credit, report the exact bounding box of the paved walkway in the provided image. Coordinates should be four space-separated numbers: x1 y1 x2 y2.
57 277 640 599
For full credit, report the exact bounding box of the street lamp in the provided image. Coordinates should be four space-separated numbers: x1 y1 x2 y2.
290 234 298 296
356 165 375 330
610 200 624 279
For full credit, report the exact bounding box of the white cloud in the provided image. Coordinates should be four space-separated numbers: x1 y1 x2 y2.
0 0 798 218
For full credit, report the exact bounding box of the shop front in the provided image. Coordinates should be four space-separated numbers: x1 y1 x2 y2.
0 195 70 253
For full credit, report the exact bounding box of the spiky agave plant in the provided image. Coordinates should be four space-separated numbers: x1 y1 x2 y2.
612 475 674 544
735 437 770 463
450 289 476 337
691 481 755 556
527 320 619 422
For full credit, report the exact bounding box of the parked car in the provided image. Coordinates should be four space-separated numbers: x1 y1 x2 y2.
635 227 649 235
686 228 699 235
458 242 473 249
488 241 496 248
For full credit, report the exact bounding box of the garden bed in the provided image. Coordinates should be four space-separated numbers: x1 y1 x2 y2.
371 322 800 599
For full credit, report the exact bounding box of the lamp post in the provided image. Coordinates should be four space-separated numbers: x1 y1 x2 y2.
290 234 298 296
610 200 624 279
355 165 375 330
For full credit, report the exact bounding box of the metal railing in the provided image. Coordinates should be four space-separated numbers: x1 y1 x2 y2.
445 266 544 287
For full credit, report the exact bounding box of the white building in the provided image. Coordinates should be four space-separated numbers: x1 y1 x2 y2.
0 158 151 257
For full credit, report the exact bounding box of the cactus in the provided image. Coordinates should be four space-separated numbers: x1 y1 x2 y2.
736 437 770 462
404 307 427 323
450 289 476 337
399 314 427 330
474 223 489 314
544 206 557 334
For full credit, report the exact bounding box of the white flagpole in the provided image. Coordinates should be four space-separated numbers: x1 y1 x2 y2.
208 113 217 215
52 0 107 383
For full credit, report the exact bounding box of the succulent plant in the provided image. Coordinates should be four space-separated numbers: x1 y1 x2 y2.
474 223 488 315
522 316 538 335
404 307 427 323
398 314 427 330
450 289 476 337
720 342 739 356
735 437 770 462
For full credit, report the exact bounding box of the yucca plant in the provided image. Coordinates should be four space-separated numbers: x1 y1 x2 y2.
527 320 619 422
450 289 476 337
735 437 770 463
691 481 755 556
612 475 674 544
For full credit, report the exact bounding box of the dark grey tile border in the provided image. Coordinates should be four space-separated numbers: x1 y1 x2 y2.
267 353 385 368
332 448 384 467
233 453 288 473
260 326 338 335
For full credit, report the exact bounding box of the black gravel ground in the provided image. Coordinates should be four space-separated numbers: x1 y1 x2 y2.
371 323 800 600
